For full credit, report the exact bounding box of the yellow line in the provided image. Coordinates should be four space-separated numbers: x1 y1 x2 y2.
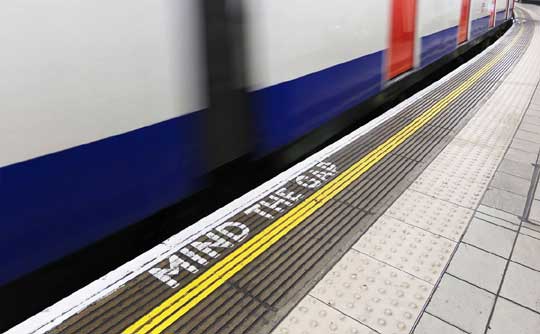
123 25 523 334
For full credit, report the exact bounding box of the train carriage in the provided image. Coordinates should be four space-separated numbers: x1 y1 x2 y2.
0 0 515 286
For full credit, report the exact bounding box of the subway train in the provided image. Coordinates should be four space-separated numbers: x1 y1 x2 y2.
0 0 515 286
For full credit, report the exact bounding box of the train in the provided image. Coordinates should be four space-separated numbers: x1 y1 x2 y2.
0 0 515 286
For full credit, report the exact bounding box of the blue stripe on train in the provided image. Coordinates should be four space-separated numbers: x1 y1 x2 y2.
496 10 507 26
251 51 384 154
420 26 458 67
471 15 491 40
0 111 205 284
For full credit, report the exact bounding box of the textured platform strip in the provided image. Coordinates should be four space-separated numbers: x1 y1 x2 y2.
39 10 535 334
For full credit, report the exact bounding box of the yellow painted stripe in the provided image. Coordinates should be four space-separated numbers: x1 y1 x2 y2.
123 26 522 334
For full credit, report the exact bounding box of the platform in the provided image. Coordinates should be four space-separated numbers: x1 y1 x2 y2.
7 4 540 334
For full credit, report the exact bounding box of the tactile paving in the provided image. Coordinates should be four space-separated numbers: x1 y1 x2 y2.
456 107 521 146
424 139 505 183
353 216 455 284
310 251 431 334
385 190 473 241
410 171 487 209
271 295 377 334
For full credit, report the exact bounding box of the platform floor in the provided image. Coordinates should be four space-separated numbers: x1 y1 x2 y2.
7 4 540 334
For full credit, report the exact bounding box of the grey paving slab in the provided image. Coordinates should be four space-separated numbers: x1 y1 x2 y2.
518 123 540 137
497 158 534 180
510 139 540 154
512 233 540 271
462 218 517 258
525 109 540 119
447 244 506 293
521 226 540 240
522 114 540 126
528 199 540 223
500 262 540 313
525 219 540 230
477 205 522 225
474 212 519 231
529 102 540 111
504 147 538 164
514 129 540 144
489 171 531 197
487 298 540 334
481 188 526 217
522 221 540 236
414 313 466 334
427 275 495 334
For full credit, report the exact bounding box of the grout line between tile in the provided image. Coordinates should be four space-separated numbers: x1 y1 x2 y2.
349 248 435 286
459 241 510 261
487 185 529 199
444 272 497 296
476 203 525 220
498 295 540 316
518 228 540 241
494 169 533 182
509 259 540 274
423 311 471 334
472 215 519 232
475 208 521 225
308 294 383 334
384 212 459 243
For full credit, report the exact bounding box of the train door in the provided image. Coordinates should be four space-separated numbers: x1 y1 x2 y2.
509 0 515 18
458 0 472 44
489 0 497 28
202 0 252 168
388 0 417 79
506 0 512 19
